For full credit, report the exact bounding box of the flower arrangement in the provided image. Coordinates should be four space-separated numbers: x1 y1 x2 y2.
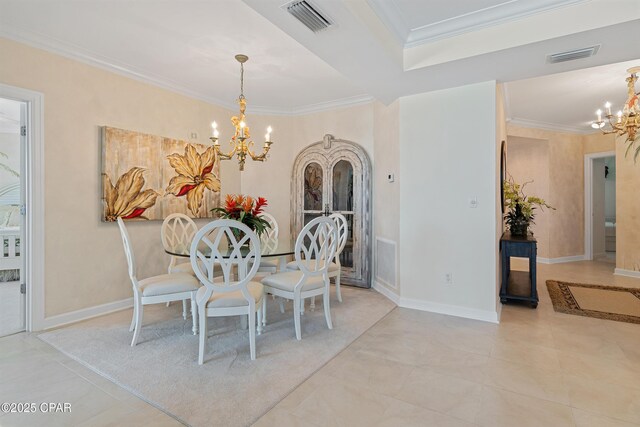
503 177 554 236
211 194 271 239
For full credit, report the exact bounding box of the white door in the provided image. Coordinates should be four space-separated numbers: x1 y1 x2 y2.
0 98 26 337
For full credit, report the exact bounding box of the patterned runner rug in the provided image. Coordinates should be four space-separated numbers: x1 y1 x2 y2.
546 280 640 324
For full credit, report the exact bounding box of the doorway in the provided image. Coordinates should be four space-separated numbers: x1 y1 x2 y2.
584 151 616 262
292 134 372 288
0 97 25 336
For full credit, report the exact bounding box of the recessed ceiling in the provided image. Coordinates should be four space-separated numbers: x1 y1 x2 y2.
506 59 640 134
0 0 369 114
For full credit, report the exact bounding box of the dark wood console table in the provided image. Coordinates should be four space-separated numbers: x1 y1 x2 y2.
500 232 538 308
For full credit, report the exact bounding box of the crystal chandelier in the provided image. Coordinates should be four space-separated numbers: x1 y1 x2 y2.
210 54 273 171
592 66 640 157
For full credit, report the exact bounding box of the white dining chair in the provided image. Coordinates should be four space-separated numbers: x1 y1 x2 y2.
190 219 264 363
262 216 338 340
117 218 200 347
286 213 348 303
161 213 199 275
161 213 199 314
256 212 279 274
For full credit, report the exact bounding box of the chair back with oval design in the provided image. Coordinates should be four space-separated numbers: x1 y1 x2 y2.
294 216 338 277
328 213 348 257
161 213 199 255
190 219 261 304
258 212 279 254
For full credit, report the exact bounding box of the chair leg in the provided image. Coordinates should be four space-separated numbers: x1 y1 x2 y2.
166 302 171 307
262 294 267 326
182 299 187 319
323 287 333 330
278 297 285 314
129 302 137 332
131 302 143 346
198 310 207 365
310 296 316 311
293 295 302 340
336 273 342 303
257 304 263 335
191 293 198 335
249 309 256 360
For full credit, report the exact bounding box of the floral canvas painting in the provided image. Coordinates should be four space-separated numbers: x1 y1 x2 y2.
101 126 221 221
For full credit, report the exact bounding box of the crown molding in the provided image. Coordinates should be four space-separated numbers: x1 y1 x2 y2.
0 27 372 117
507 117 592 135
368 0 588 48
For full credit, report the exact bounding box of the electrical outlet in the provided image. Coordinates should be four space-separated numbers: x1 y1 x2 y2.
387 173 395 183
469 197 478 208
190 132 198 139
445 273 453 284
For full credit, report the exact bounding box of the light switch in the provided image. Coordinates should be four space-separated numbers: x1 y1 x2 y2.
190 132 198 139
469 197 479 208
387 173 395 183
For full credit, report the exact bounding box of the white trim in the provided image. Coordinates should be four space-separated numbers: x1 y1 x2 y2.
372 280 400 305
537 255 586 264
374 236 398 290
507 117 592 135
399 297 499 324
41 298 133 331
0 83 45 332
614 268 640 279
368 0 587 47
0 26 372 117
584 150 616 262
373 282 499 323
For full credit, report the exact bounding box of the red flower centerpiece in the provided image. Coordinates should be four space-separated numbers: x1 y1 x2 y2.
211 194 271 240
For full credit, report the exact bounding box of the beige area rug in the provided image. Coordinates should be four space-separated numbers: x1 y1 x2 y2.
547 280 640 324
38 287 395 427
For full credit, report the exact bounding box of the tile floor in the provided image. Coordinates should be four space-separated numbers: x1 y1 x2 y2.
1 260 639 426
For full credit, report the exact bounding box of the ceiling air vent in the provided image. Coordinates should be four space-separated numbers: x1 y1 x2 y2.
284 0 332 33
547 45 600 64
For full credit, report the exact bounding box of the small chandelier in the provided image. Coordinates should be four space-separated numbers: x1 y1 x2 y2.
210 54 273 171
592 66 640 155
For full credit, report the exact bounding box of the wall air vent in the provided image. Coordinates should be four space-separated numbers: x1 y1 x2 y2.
284 0 332 33
547 45 600 64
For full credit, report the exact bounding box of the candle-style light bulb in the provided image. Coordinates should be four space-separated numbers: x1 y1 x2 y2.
617 110 623 123
596 109 602 122
211 122 219 139
605 102 612 116
265 125 272 142
239 121 246 138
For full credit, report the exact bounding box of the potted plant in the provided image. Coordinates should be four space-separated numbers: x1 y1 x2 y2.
211 194 271 242
503 177 554 236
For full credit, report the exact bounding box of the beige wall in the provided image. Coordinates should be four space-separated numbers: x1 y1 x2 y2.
506 126 619 260
0 38 242 317
507 136 551 258
616 136 640 271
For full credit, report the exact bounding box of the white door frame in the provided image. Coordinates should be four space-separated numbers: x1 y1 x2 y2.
0 83 45 332
584 150 615 261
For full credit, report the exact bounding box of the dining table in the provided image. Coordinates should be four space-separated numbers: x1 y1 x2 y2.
164 236 296 273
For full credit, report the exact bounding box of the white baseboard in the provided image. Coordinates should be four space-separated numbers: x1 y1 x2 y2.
398 297 499 324
372 280 400 305
614 268 640 279
372 282 499 324
537 255 585 264
40 298 133 331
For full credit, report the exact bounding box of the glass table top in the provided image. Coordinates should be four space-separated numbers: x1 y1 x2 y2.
165 236 295 258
